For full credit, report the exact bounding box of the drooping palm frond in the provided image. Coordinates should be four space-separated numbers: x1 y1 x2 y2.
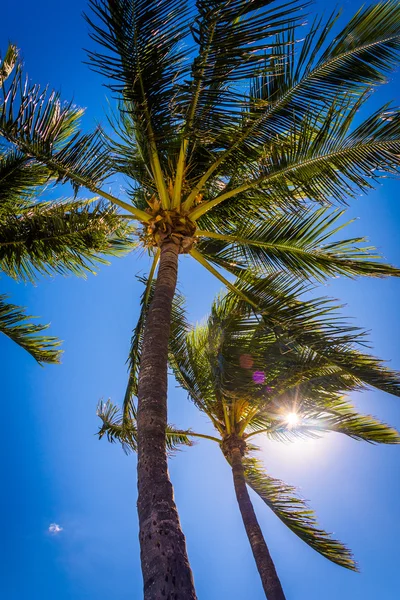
0 144 138 362
243 456 357 571
97 399 193 454
0 198 137 282
98 399 138 453
197 207 400 282
0 294 61 364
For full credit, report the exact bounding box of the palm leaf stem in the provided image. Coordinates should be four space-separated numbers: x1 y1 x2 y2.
238 407 260 436
1 134 151 221
183 430 221 444
173 22 218 209
91 186 150 221
189 247 259 309
133 27 170 210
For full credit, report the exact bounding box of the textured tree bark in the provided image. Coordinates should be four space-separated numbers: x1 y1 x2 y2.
231 447 286 600
136 241 197 600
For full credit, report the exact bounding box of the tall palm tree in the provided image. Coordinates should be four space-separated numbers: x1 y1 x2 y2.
0 48 134 364
98 283 400 599
2 2 400 595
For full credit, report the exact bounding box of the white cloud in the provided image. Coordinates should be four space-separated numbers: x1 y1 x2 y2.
48 523 63 535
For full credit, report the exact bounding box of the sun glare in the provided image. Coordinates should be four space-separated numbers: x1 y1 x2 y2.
285 412 300 427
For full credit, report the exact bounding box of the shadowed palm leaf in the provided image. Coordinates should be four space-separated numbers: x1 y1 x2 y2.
0 295 61 364
0 98 135 362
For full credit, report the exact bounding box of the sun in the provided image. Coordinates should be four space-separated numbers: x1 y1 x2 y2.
285 412 300 427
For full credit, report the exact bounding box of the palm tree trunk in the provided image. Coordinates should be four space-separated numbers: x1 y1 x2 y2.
231 447 286 600
136 240 197 600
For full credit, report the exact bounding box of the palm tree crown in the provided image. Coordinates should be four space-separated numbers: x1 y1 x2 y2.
99 281 400 574
1 3 400 297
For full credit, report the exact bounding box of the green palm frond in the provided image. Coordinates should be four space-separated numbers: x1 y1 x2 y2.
181 0 304 137
243 456 357 571
104 102 157 206
98 399 138 453
0 67 119 199
97 399 193 454
197 207 400 282
185 2 400 206
86 0 192 163
170 273 400 436
192 97 400 218
216 272 400 398
0 198 137 282
0 294 61 364
242 2 400 151
285 333 400 399
0 149 50 206
263 398 400 444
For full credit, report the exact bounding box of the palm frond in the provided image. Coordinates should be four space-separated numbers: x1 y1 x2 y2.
182 0 305 136
0 66 115 196
85 0 192 182
196 98 400 215
243 456 357 571
0 294 61 364
0 44 18 87
97 399 193 454
265 399 400 444
197 207 400 282
0 148 50 206
241 2 400 153
184 1 400 204
0 198 136 283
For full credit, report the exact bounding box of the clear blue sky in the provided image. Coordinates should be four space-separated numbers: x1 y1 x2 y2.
1 1 400 598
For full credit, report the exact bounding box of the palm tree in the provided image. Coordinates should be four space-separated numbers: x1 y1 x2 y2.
2 2 400 595
98 283 400 599
0 48 134 364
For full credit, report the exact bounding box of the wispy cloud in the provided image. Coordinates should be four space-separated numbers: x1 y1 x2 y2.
48 523 63 535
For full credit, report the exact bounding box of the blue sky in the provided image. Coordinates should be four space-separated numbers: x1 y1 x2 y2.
1 1 400 598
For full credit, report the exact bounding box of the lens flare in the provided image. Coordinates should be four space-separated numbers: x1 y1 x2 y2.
252 371 265 384
285 412 300 427
240 354 254 369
